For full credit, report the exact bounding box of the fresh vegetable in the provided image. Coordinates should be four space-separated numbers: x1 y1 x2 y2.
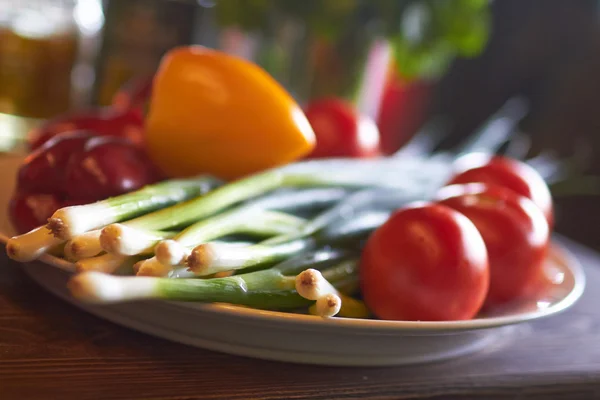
63 136 162 201
144 46 316 180
147 188 347 269
99 227 177 256
6 226 65 263
244 187 349 213
304 98 381 159
76 253 144 275
17 131 97 195
9 192 66 235
296 268 370 318
68 249 366 316
377 72 432 155
27 107 144 151
95 158 442 261
153 210 306 265
46 174 219 241
435 183 550 306
187 238 316 276
360 203 490 321
136 188 347 276
11 131 173 236
186 188 413 276
449 153 554 227
11 132 96 233
63 230 103 261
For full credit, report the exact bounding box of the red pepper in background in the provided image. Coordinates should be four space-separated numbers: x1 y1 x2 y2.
111 75 153 114
376 70 433 155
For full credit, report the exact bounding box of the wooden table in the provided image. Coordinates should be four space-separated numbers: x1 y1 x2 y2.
1 237 600 400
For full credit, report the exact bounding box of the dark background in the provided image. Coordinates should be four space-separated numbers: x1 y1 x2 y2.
430 0 600 250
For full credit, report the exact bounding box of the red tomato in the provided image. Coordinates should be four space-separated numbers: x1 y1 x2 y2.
435 183 550 307
27 107 144 151
448 154 554 228
360 203 489 321
304 98 381 159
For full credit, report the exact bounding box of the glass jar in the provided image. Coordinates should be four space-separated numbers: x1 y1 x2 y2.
0 0 81 119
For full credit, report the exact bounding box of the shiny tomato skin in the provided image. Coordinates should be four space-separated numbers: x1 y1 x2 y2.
9 192 63 234
435 183 550 307
449 154 554 227
64 136 160 202
304 98 381 159
27 108 144 150
17 131 96 195
360 203 489 321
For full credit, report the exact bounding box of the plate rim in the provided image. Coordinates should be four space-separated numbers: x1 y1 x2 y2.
1 230 586 333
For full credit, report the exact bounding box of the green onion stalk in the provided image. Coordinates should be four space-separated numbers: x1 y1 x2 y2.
99 155 454 238
296 267 370 318
186 188 413 276
99 227 177 256
137 209 307 277
47 176 220 240
101 161 443 267
6 226 64 262
68 249 366 316
135 188 348 276
157 210 304 263
76 253 147 275
63 230 103 261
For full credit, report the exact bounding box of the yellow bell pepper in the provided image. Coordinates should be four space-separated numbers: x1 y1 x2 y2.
145 46 316 180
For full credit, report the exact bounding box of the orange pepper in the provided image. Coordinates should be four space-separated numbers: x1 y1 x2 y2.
144 46 315 180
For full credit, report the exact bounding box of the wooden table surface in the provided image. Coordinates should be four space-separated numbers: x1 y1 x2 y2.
1 237 599 400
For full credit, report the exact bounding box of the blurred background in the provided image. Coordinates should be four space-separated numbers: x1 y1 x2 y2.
0 0 598 248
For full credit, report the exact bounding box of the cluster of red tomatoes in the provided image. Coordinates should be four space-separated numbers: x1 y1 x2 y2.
360 154 554 321
9 79 160 234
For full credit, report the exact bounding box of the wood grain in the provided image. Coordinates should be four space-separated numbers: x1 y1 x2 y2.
1 237 600 400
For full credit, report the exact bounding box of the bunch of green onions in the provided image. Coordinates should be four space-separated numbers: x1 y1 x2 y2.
6 153 454 318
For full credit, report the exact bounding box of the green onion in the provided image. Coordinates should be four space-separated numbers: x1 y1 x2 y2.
141 189 340 273
6 227 64 262
76 253 146 275
135 256 176 277
244 187 350 213
186 188 413 276
117 172 295 233
296 268 370 318
155 209 306 265
99 226 177 256
106 159 451 236
76 253 127 274
67 249 359 309
47 176 219 240
187 238 316 276
64 230 103 261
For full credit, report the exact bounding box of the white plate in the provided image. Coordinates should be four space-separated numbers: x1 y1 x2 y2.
0 155 586 366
